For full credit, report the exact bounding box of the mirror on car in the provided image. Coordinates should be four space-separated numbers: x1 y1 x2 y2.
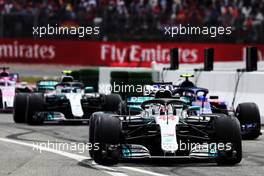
187 106 201 116
188 106 201 112
84 86 94 93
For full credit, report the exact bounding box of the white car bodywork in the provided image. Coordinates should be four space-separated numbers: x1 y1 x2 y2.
45 86 86 118
0 79 16 109
132 103 213 157
64 93 84 117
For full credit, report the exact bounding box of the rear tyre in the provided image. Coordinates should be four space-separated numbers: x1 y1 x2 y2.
103 94 122 112
25 93 45 125
118 101 127 115
92 114 121 165
236 103 261 139
214 115 242 165
13 93 28 123
0 90 3 109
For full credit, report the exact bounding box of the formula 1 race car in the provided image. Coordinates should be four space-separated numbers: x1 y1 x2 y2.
125 74 261 140
0 67 32 111
0 76 16 111
89 98 242 165
172 86 261 140
175 74 261 140
13 75 122 124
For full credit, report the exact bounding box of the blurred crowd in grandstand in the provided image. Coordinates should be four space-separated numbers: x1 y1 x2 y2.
0 0 263 43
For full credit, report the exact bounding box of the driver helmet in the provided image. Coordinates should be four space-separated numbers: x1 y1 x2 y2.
180 74 195 87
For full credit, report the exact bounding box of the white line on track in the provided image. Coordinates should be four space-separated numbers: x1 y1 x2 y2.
0 137 169 176
0 137 126 176
119 167 169 176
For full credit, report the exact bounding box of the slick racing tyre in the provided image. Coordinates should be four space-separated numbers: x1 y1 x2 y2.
13 93 28 123
89 112 105 157
25 93 45 125
118 101 127 115
0 90 3 109
236 103 261 139
103 94 122 112
92 114 121 165
214 114 242 165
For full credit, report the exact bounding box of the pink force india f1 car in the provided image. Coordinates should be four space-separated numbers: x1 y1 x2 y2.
0 67 32 112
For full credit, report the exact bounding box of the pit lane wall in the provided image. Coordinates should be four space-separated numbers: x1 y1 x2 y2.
160 70 264 124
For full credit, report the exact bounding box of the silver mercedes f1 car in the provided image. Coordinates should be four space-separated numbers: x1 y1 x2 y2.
13 76 122 125
89 98 242 166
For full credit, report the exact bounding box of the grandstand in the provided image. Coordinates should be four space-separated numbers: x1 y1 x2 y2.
0 0 263 42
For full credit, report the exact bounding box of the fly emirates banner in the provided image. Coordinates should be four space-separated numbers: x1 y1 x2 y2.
0 39 263 66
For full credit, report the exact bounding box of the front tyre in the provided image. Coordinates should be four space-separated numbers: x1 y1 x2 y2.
236 103 261 139
25 93 45 125
13 93 28 123
103 94 122 112
92 114 121 165
214 115 242 165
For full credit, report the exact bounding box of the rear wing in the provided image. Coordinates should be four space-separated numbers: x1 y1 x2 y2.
0 67 10 71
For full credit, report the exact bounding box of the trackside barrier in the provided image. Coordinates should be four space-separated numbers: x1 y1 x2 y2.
110 71 152 98
81 66 264 124
160 70 264 124
98 67 153 94
71 68 99 91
